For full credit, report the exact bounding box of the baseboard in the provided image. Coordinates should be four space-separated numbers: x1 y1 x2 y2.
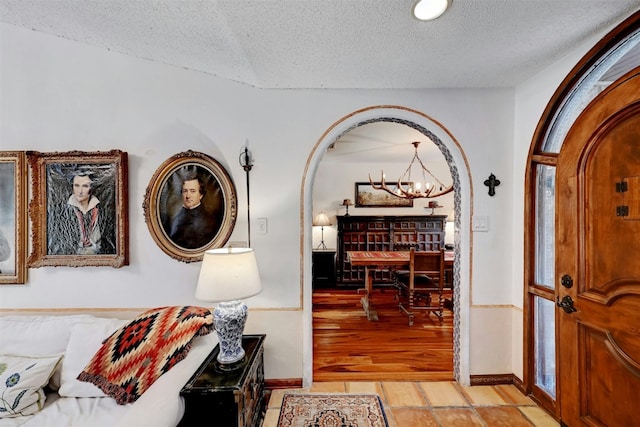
268 376 525 391
265 378 303 390
470 373 523 388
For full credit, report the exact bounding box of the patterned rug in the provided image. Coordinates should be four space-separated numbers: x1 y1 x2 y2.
277 393 388 427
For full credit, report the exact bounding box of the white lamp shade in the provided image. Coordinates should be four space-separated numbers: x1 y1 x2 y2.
195 248 262 302
313 212 331 227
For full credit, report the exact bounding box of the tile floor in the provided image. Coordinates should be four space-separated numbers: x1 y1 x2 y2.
262 381 560 427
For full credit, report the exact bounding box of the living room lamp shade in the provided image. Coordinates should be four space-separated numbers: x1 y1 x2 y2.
195 247 262 365
195 247 262 302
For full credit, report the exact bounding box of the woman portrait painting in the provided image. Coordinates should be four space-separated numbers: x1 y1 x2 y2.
0 161 16 275
46 164 117 256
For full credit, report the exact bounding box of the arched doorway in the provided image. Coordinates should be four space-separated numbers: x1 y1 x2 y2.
301 105 473 387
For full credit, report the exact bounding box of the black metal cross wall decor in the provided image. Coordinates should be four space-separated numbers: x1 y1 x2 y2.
484 173 500 197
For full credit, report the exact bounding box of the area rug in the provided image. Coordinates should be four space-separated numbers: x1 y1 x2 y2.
277 393 388 427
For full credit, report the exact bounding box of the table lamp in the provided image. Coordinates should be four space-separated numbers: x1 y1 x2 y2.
195 247 262 365
313 211 331 250
341 199 353 217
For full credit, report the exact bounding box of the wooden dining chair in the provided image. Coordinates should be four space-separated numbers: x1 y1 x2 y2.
394 248 446 326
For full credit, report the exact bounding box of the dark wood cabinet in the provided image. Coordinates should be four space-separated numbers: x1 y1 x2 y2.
312 250 336 289
336 215 446 287
179 335 266 427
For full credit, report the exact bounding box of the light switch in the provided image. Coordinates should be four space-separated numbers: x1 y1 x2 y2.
257 218 268 234
472 215 489 232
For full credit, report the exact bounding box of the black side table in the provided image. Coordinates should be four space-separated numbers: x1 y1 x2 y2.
179 334 266 427
312 249 336 289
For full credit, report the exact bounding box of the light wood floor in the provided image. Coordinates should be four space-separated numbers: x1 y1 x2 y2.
264 289 560 425
263 381 560 427
313 288 454 382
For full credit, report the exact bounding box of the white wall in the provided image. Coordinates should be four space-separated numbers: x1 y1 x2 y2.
1 20 615 382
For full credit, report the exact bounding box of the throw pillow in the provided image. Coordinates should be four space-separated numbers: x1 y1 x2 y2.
78 306 213 405
58 317 127 397
0 354 62 418
0 314 96 391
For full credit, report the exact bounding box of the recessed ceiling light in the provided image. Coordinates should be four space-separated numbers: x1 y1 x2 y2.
412 0 450 21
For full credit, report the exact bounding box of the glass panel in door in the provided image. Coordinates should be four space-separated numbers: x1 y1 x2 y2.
534 296 556 399
534 165 555 289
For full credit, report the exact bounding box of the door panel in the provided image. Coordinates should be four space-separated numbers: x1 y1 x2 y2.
585 116 640 297
557 68 640 426
578 322 640 423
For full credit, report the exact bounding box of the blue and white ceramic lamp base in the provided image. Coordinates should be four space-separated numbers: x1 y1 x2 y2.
214 300 248 364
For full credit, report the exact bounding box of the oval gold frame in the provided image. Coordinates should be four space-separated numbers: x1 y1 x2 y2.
143 150 237 263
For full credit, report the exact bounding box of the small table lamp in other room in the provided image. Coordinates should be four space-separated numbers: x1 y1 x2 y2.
195 248 262 365
341 199 353 217
313 211 331 250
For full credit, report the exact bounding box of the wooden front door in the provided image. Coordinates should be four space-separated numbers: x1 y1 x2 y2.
556 67 640 426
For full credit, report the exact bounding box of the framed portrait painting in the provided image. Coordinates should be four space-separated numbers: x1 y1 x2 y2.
27 150 129 268
0 151 27 284
355 182 414 207
143 150 237 263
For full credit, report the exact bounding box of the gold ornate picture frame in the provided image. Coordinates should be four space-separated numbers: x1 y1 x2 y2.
143 150 237 263
0 151 27 284
27 150 129 268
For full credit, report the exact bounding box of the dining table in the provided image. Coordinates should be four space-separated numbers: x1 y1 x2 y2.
347 250 453 321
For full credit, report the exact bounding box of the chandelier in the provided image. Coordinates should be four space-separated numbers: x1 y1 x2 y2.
369 141 453 199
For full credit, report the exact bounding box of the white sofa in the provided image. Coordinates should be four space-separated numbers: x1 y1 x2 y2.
0 313 217 427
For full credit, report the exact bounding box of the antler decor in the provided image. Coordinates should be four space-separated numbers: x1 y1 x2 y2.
369 141 453 199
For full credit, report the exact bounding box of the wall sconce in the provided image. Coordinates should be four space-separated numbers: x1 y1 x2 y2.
239 145 254 246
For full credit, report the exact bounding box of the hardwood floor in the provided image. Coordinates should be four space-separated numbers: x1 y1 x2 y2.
263 382 560 427
313 288 454 382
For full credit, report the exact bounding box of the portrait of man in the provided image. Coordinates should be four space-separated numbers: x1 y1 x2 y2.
159 165 224 250
46 164 118 256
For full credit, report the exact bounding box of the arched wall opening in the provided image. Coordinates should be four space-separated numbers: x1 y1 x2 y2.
301 105 474 387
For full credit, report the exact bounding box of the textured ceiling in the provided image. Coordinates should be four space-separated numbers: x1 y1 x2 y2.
1 0 638 89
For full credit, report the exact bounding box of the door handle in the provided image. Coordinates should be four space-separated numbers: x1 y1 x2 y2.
556 295 577 314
